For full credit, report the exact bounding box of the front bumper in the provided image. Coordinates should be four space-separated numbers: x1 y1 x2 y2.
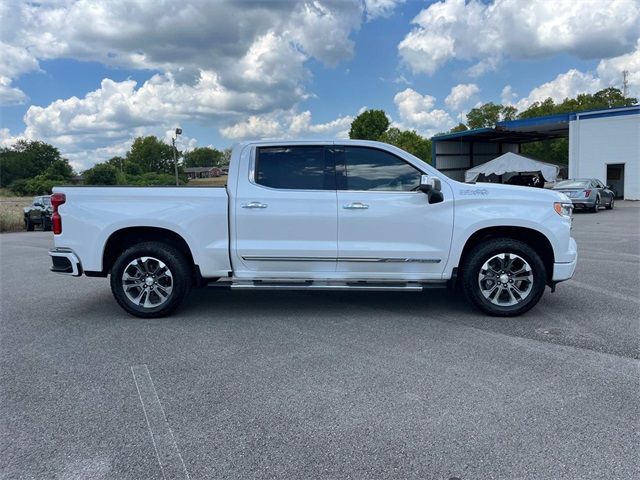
49 248 82 276
552 237 577 281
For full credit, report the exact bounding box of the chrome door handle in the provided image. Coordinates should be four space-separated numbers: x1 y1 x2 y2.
242 201 268 209
343 202 369 210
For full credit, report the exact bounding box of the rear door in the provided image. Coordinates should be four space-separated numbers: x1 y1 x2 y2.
334 145 454 280
234 144 338 278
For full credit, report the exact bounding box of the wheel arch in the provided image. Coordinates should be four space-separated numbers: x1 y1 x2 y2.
457 226 555 285
101 227 197 278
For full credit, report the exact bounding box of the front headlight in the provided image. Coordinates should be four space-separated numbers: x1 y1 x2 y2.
554 202 573 218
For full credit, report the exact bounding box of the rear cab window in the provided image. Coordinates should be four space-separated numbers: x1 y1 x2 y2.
255 146 335 190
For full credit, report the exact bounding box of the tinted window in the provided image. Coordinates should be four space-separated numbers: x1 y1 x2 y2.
42 197 51 206
340 147 422 191
255 146 334 190
555 179 590 188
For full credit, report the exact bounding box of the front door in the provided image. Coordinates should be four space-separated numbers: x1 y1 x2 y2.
234 144 338 278
334 146 454 280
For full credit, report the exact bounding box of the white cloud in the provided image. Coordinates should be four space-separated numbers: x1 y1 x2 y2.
501 85 518 105
364 0 405 20
0 41 40 105
514 69 602 110
399 0 640 75
444 83 480 111
597 39 640 98
393 88 454 136
504 41 640 111
0 1 373 161
14 68 310 169
220 110 354 140
0 76 28 105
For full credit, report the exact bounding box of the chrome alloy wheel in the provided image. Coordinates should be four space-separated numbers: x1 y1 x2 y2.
122 256 173 309
478 253 534 307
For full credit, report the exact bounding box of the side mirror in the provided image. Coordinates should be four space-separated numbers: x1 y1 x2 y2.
418 175 444 204
34 202 43 208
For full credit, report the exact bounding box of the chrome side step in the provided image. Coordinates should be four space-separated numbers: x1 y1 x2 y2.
207 280 447 291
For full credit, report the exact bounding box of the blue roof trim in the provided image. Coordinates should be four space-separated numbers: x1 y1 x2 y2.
496 112 570 129
572 107 639 121
431 127 494 141
432 105 639 142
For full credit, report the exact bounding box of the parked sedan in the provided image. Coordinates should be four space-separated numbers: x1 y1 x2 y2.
553 178 615 212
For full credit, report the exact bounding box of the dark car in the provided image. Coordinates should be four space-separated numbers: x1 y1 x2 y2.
23 195 52 231
505 173 544 188
552 178 615 212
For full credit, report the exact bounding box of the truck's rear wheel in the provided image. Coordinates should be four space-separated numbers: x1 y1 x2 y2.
461 238 546 317
110 242 191 318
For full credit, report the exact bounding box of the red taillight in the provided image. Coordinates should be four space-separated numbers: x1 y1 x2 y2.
584 189 591 198
51 192 66 235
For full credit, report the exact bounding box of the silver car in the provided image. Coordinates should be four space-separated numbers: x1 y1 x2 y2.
553 178 615 212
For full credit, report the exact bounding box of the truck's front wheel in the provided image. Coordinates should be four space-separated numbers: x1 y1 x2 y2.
461 238 546 317
110 242 192 318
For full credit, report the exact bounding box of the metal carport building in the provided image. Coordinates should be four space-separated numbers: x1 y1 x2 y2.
432 105 639 200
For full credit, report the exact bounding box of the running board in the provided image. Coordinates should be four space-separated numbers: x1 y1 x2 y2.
207 280 447 291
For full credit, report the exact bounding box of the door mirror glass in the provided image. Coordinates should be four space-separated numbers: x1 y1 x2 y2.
418 175 444 204
419 175 441 192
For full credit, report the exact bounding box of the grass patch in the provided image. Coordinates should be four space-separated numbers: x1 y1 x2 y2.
0 197 28 233
187 176 228 187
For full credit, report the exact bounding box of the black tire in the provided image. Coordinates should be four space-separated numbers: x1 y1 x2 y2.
26 218 34 231
461 238 547 317
605 197 614 210
43 219 52 231
591 196 600 213
110 242 192 318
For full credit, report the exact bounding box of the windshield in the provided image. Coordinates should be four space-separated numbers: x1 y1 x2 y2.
42 197 51 206
555 179 589 189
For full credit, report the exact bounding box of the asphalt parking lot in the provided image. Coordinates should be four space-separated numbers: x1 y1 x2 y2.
1 203 639 480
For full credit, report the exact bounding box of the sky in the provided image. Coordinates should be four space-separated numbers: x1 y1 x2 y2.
1 0 639 171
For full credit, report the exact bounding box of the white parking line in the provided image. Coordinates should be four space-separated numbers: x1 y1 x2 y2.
131 364 190 480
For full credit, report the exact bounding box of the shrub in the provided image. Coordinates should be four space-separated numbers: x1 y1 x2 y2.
84 164 119 185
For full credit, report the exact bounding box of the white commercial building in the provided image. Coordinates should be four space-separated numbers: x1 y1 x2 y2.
433 105 640 200
568 107 639 200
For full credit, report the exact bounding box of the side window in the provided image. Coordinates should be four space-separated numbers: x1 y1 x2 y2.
255 146 334 190
591 180 599 188
339 147 422 191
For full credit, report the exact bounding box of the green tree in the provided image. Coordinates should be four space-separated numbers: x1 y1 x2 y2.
84 163 119 185
183 147 223 168
45 159 74 179
380 128 432 163
126 136 177 175
450 123 468 133
466 103 516 129
0 140 63 187
106 156 126 172
349 109 390 140
220 148 232 166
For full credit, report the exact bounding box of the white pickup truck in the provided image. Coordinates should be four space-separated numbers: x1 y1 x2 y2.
49 140 577 318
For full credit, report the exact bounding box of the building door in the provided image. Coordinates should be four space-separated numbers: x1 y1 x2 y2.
606 164 625 199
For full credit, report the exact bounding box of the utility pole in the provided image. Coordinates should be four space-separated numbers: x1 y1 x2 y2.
172 128 182 186
622 70 629 98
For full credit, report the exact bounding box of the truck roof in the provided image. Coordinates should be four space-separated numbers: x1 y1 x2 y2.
234 139 393 148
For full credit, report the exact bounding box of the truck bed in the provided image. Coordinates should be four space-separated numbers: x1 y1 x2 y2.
52 186 231 278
